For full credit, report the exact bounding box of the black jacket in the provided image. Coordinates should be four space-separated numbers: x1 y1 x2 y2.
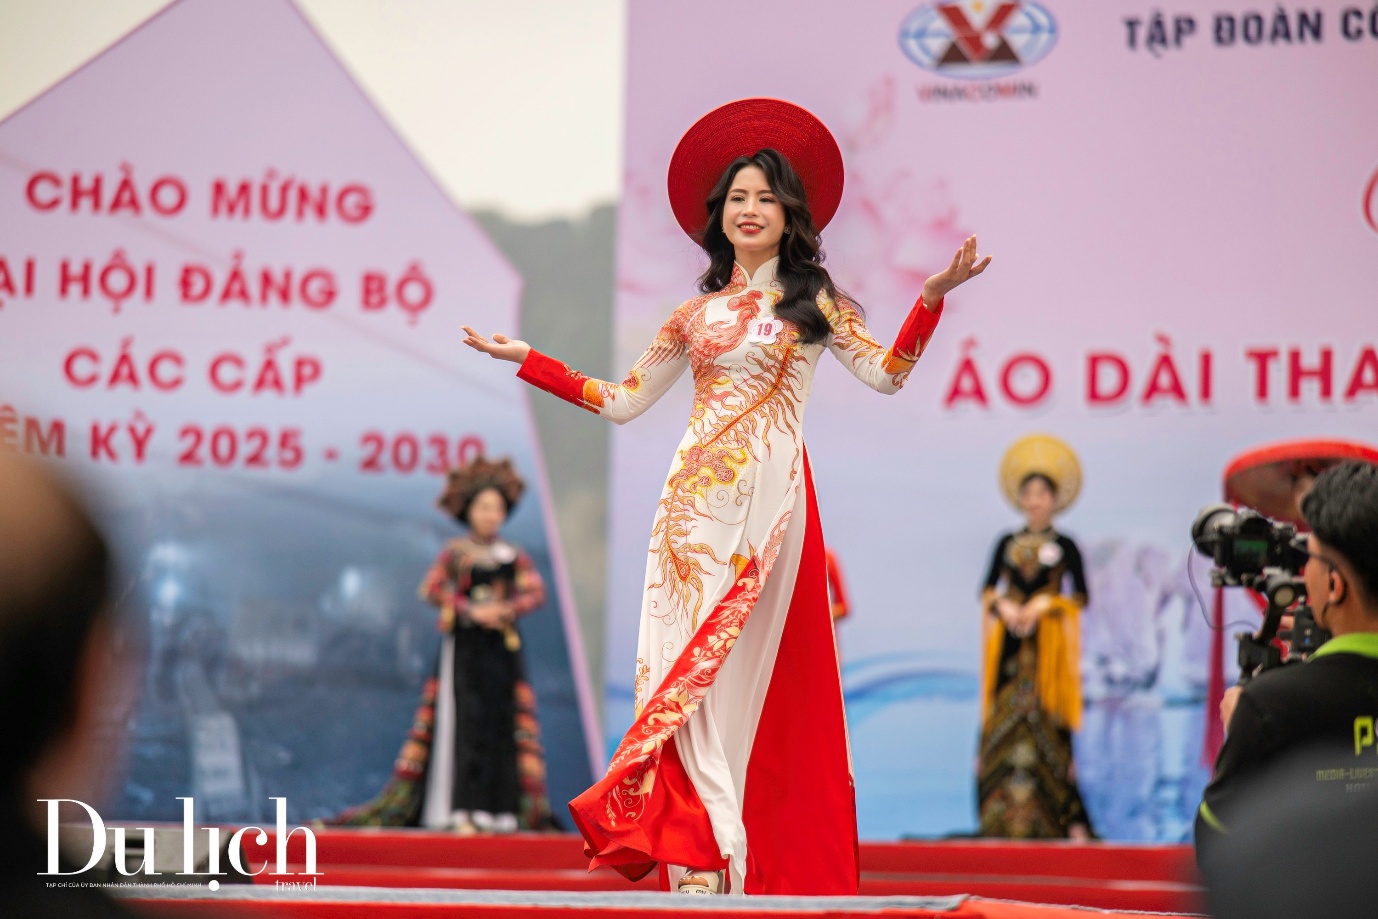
1194 632 1378 867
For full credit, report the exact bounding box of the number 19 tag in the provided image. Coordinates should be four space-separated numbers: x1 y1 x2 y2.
746 317 781 344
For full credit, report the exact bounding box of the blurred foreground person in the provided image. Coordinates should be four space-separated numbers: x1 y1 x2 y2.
0 451 140 916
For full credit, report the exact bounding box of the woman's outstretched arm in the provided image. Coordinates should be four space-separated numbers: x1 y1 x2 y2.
826 235 991 394
463 304 691 425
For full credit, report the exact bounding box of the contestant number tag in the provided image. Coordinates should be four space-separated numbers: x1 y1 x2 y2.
746 318 781 344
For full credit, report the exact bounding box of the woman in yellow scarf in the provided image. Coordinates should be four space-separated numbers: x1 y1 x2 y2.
977 434 1094 839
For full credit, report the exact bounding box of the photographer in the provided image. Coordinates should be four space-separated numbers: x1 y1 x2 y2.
1195 461 1378 864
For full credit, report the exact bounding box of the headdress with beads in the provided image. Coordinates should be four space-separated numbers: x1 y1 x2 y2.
437 456 526 524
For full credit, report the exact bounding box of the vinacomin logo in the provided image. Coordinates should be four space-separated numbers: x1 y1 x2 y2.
899 1 1058 81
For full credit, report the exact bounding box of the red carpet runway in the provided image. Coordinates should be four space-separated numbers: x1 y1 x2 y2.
120 829 1205 918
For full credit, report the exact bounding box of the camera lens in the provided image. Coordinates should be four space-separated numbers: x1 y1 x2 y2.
1191 503 1237 557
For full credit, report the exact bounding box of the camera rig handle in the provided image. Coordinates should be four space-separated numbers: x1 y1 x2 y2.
1234 569 1325 685
1236 616 1285 685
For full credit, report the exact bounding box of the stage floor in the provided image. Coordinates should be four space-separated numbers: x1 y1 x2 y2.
123 886 1206 919
117 828 1205 916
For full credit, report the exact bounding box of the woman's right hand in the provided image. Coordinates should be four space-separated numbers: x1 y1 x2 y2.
462 326 531 364
995 597 1022 631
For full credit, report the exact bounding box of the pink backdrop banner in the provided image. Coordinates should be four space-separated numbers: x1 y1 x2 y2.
599 0 1378 839
0 0 598 824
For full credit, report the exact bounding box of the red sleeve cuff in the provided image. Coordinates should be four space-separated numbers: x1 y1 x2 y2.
516 348 590 408
892 294 944 358
915 294 944 343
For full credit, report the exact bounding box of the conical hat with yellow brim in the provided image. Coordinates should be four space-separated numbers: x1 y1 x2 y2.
999 434 1082 513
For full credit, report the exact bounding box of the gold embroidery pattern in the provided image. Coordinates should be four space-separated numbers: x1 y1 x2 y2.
593 304 693 408
824 294 917 389
599 510 791 829
558 263 944 874
632 658 651 718
647 277 808 635
581 379 605 409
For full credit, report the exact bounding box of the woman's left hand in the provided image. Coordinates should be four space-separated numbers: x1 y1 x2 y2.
922 235 992 310
1013 600 1043 637
469 602 506 629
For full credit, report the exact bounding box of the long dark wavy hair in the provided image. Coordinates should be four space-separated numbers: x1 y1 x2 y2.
696 148 858 345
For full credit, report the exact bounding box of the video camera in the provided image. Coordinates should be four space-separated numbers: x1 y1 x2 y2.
1191 504 1329 683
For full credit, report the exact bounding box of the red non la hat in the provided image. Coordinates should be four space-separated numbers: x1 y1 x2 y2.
667 98 844 240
